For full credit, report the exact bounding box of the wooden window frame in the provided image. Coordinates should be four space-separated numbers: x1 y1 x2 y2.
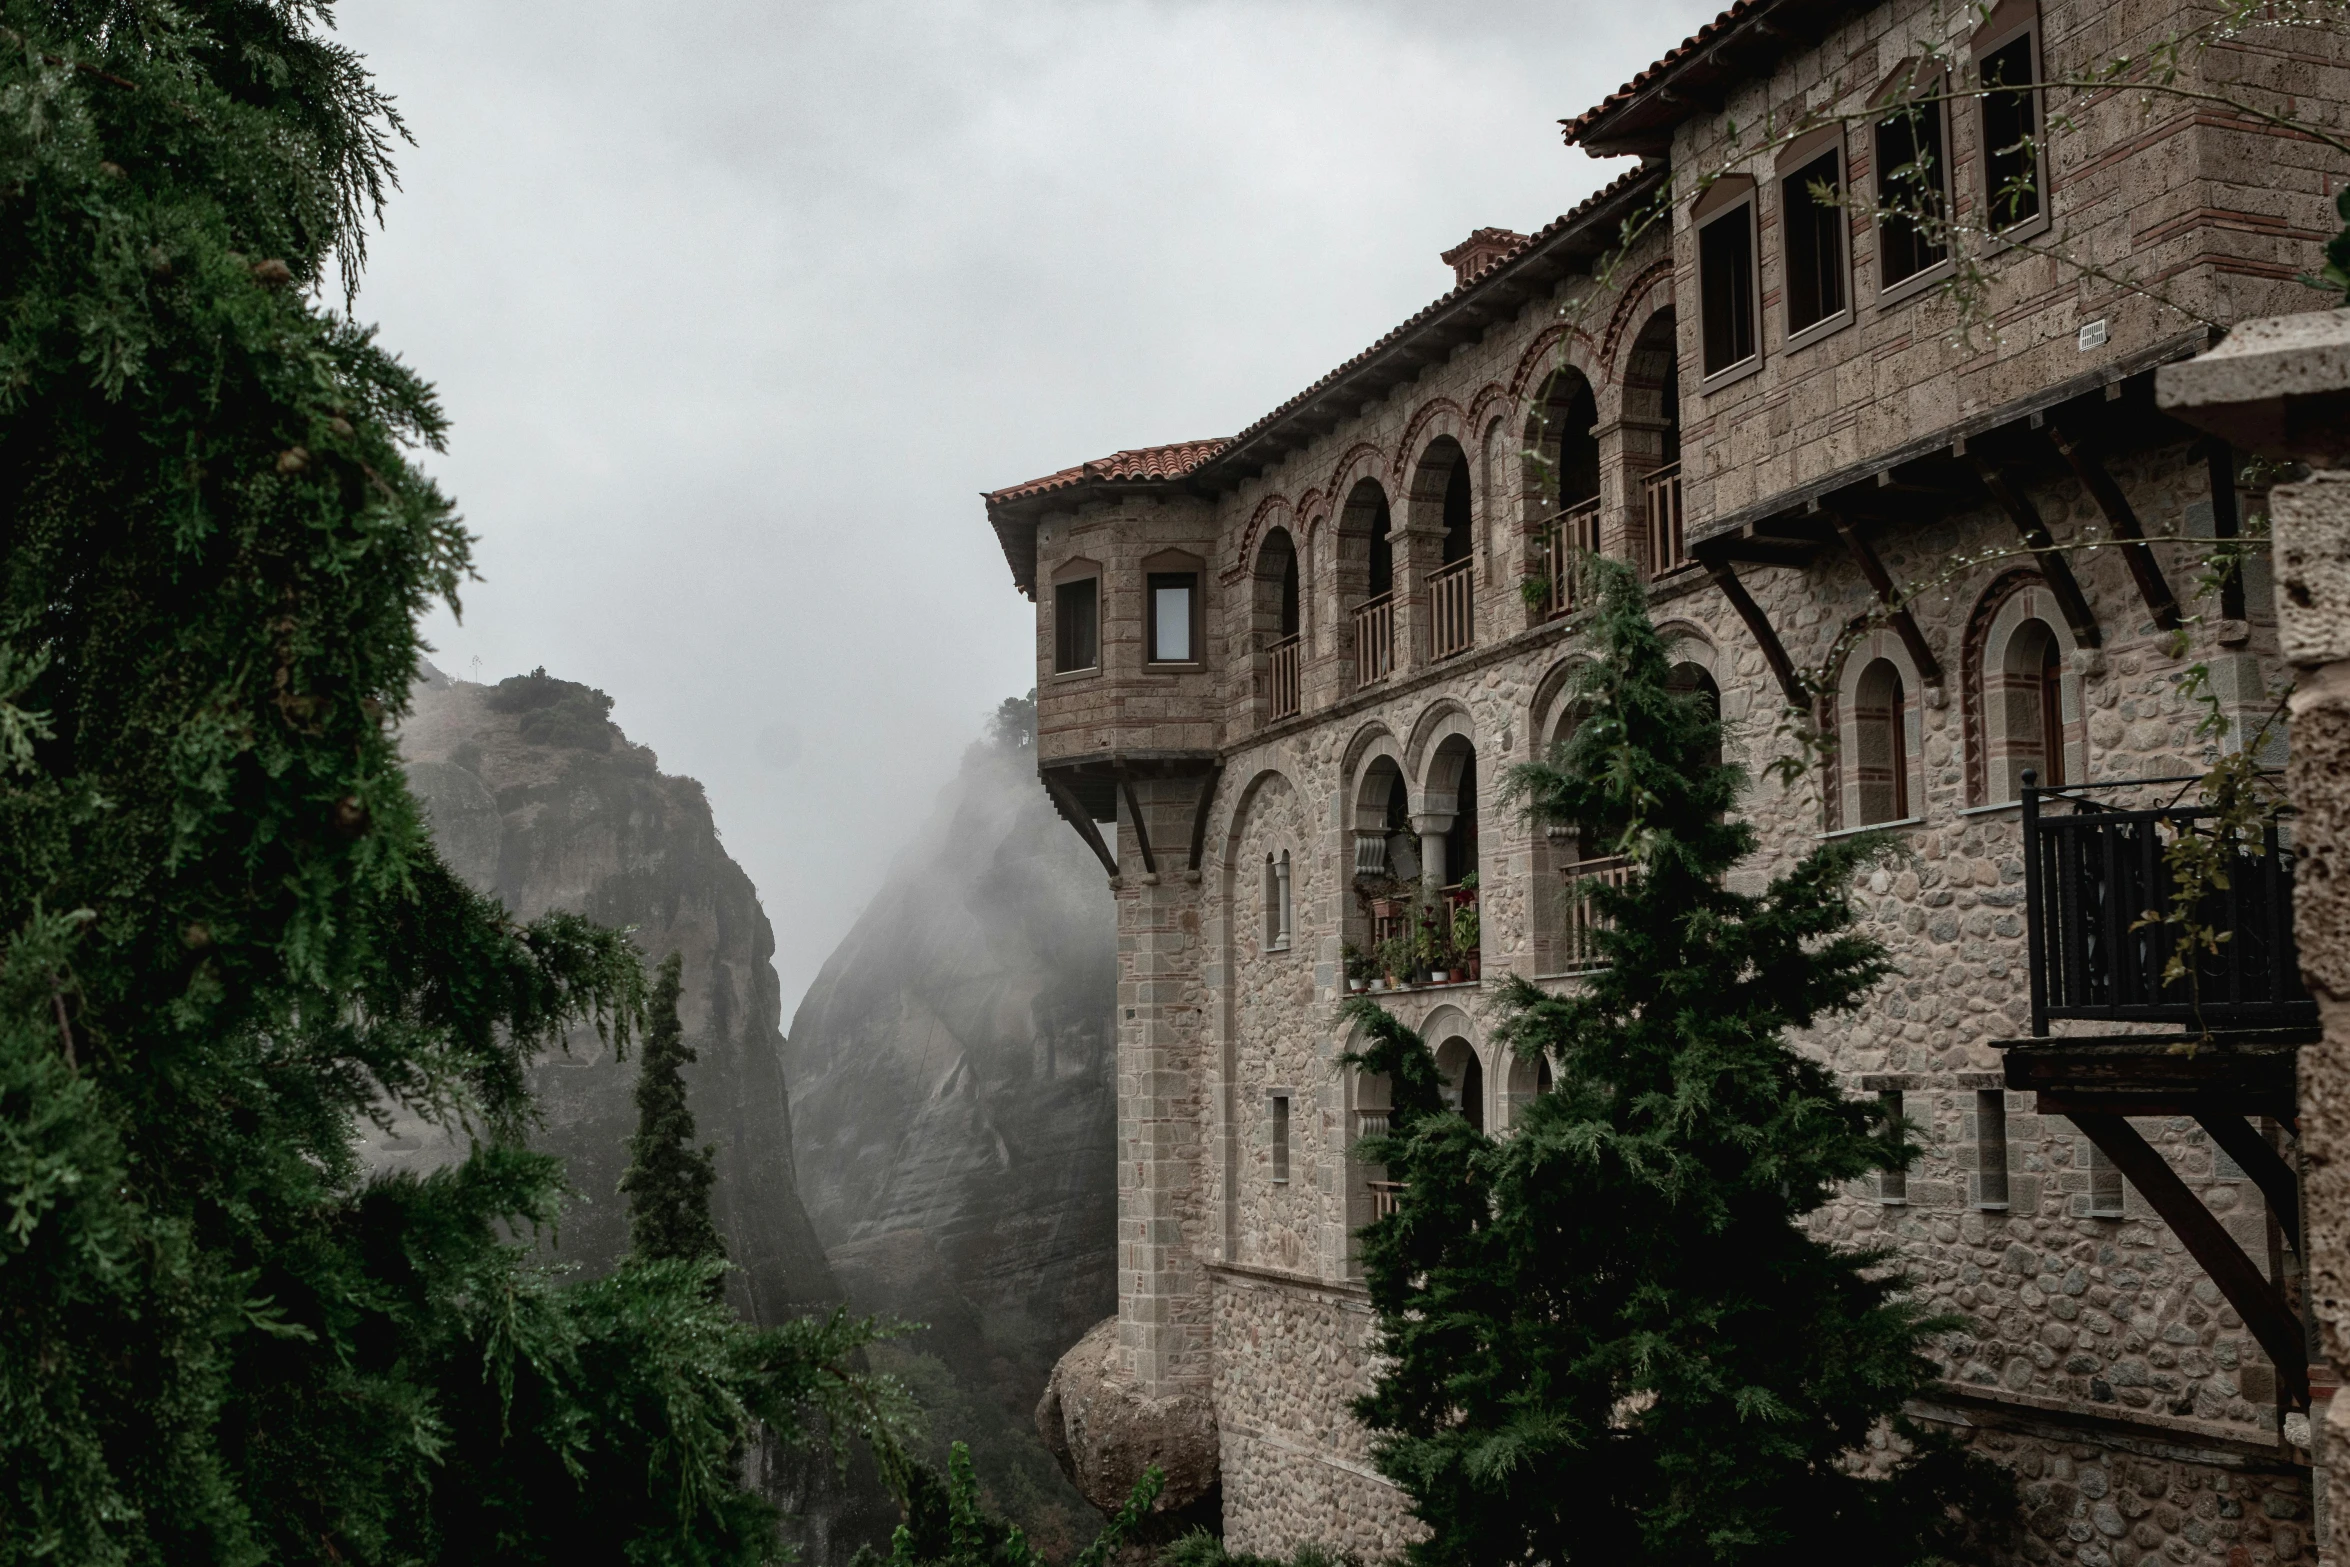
1142 549 1206 667
1776 126 1853 352
1050 563 1101 676
1692 175 1762 392
1973 0 2051 249
1871 61 1956 307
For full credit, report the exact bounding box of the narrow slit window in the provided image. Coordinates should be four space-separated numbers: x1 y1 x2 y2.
1698 202 1757 375
1874 90 1948 286
2087 1139 2124 1217
1980 33 2043 231
1781 149 1847 335
1878 1090 1908 1204
1147 572 1198 663
1976 1090 2010 1209
1271 1095 1290 1184
1053 578 1099 672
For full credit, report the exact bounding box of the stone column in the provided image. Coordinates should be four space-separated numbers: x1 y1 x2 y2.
2161 311 2350 1563
1411 809 1455 899
1394 522 1447 674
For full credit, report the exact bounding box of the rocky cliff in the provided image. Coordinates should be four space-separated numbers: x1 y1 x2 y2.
785 700 1118 1554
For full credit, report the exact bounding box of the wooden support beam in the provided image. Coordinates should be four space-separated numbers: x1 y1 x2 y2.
2195 1111 2302 1250
1119 779 1159 877
2048 427 2182 632
1974 460 2103 649
1042 773 1118 879
2206 438 2248 622
1186 762 1224 873
1699 551 1808 708
2069 1112 2309 1406
1826 509 1944 687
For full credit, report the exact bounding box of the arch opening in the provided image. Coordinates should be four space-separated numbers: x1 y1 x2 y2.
1435 1036 1485 1134
1853 658 1911 825
1668 660 1724 773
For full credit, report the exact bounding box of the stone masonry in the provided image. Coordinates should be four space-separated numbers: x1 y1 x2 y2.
990 0 2350 1557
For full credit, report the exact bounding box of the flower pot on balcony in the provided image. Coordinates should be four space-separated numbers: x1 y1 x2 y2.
1348 978 1365 993
1371 897 1405 920
1466 956 1481 982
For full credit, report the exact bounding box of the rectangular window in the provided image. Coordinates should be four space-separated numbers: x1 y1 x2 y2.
2087 1139 2124 1217
1878 1090 1907 1204
1698 203 1757 376
1975 1090 2010 1209
1875 95 1948 287
1054 578 1099 672
1148 573 1196 663
1271 1095 1290 1184
1980 33 2043 231
1781 149 1847 336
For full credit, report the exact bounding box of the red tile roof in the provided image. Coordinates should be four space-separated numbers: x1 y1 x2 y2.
986 438 1231 507
1563 0 1868 155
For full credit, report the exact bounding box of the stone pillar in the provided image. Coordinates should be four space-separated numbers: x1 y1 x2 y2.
1394 522 1447 674
2160 311 2350 1563
1036 773 1220 1519
1411 809 1455 899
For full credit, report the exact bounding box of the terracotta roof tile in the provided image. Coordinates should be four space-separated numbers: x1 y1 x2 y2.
1563 0 1870 154
1563 1 1761 147
986 438 1231 507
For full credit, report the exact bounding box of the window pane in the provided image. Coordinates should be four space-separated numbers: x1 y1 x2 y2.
1782 151 1846 333
1875 100 1947 285
1698 207 1755 375
1151 579 1193 661
1054 578 1098 672
1981 36 2041 230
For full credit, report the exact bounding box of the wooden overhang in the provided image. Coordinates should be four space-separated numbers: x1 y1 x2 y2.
1998 1028 2318 1409
1039 750 1222 879
1562 0 1878 158
1687 331 2217 707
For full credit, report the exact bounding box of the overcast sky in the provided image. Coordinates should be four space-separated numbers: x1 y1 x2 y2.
335 0 1718 1012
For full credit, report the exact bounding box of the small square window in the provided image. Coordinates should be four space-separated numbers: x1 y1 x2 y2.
1877 1090 1908 1205
1054 578 1099 673
1148 573 1198 663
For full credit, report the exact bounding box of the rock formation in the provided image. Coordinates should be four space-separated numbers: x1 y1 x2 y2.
784 699 1119 1553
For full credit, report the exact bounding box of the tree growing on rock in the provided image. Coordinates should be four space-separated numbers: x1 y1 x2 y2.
0 6 903 1562
1344 559 2011 1566
622 951 727 1271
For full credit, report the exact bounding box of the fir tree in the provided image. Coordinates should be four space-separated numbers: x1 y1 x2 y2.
0 6 904 1562
622 951 726 1269
1343 559 2010 1567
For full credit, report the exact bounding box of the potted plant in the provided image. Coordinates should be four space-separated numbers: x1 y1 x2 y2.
1415 915 1447 985
1377 935 1411 991
1452 903 1481 982
1342 943 1370 994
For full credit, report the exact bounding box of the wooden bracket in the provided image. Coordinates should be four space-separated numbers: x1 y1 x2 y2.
2047 427 2181 632
1825 508 1943 687
2194 1111 2301 1251
1119 779 1159 877
2069 1111 2309 1406
1973 460 2103 649
1698 550 1808 709
1187 762 1225 873
1041 772 1118 879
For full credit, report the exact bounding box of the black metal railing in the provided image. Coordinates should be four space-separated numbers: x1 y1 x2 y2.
2023 773 2310 1034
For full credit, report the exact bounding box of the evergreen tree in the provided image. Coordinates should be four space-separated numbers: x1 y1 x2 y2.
0 6 902 1562
853 1445 1162 1567
1343 559 2010 1567
622 951 726 1268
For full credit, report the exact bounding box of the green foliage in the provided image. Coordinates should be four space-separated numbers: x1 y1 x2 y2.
622 951 726 1271
0 6 907 1562
853 1444 1162 1567
487 667 619 751
1341 559 2012 1567
1156 1528 1356 1567
2309 186 2350 302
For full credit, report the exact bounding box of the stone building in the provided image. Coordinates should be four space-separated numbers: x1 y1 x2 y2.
986 1 2350 1560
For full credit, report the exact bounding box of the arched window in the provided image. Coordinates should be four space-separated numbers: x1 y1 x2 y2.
1967 578 2083 805
1423 734 1478 892
1853 658 1911 825
1623 311 1687 575
1442 453 1472 567
1667 660 1724 773
1349 1064 1398 1248
1435 1036 1484 1133
1339 479 1396 685
1255 527 1302 721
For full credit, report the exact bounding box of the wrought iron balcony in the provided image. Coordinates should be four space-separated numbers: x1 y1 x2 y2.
2021 773 2311 1036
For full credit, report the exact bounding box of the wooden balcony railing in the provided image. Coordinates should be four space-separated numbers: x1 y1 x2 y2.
1354 593 1394 686
2022 775 2310 1034
1543 499 1603 617
1429 558 1474 659
1365 1180 1404 1220
1645 462 1688 576
1267 633 1301 721
1561 854 1635 970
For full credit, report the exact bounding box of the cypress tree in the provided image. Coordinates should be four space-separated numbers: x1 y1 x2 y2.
0 6 904 1562
622 951 726 1268
1344 559 2009 1566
